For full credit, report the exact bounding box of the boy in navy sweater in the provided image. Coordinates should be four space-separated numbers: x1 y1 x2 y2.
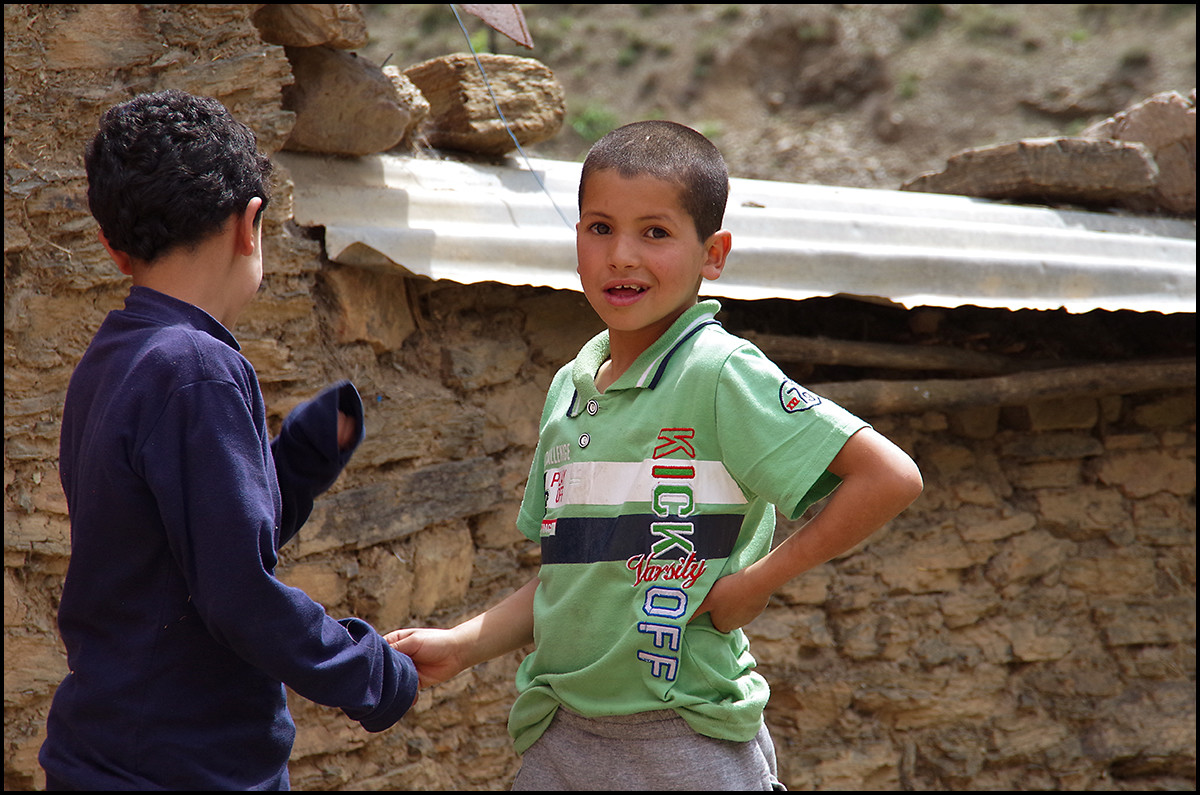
39 89 418 790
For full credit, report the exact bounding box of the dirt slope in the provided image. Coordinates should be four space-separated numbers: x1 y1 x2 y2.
361 3 1196 190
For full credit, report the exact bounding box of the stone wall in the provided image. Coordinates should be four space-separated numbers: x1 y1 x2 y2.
4 5 1195 791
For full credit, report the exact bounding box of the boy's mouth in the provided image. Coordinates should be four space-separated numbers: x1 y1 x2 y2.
604 283 647 306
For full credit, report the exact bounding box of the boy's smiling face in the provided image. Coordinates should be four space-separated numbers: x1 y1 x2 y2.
576 169 730 358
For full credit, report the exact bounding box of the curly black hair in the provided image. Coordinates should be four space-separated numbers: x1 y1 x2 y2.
84 89 272 264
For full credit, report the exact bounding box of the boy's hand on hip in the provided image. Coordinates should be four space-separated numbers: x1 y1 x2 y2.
689 567 772 634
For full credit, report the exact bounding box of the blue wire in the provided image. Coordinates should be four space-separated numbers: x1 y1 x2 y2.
449 3 574 229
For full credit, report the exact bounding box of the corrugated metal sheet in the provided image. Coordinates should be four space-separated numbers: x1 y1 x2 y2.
277 151 1196 314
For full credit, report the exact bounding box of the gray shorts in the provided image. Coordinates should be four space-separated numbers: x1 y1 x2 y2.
512 707 785 791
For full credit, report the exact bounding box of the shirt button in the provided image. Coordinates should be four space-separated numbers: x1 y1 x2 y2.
586 399 599 415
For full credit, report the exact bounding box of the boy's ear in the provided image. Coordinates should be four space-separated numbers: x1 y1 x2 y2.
701 230 732 281
235 197 264 256
98 229 135 276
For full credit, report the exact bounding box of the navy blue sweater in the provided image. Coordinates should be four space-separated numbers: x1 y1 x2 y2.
40 287 417 790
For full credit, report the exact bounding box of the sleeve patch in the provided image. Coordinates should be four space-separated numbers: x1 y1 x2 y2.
780 379 822 413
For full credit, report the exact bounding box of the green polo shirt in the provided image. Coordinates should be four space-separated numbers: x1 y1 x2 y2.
510 300 868 753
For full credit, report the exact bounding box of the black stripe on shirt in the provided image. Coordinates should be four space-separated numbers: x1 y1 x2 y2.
540 513 742 564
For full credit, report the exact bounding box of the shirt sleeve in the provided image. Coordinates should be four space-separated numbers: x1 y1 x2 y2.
516 364 575 543
714 344 870 520
516 441 548 543
273 380 365 546
139 377 416 731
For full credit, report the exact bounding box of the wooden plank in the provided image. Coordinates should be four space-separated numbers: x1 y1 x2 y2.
809 357 1196 416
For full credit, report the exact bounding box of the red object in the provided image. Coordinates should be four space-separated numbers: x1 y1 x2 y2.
459 4 534 48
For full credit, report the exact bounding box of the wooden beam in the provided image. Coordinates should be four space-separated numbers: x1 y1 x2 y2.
808 357 1196 416
745 332 1042 374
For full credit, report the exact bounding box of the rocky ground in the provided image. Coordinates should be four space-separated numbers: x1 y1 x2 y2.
361 4 1196 191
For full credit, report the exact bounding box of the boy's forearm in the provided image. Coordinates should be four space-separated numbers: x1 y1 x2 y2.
754 475 914 592
452 576 538 668
387 575 536 687
752 428 923 594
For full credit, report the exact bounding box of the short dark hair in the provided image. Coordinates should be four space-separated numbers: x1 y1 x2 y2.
578 120 729 241
84 89 272 264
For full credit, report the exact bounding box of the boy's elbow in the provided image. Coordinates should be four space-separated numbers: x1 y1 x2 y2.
840 428 923 510
895 458 924 507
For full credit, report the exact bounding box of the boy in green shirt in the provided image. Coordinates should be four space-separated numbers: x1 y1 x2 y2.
389 120 922 789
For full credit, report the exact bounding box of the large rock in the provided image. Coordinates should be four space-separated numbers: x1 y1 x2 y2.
1082 89 1197 215
251 3 368 49
901 137 1158 207
281 45 418 156
40 3 163 70
322 263 417 353
381 64 431 150
403 54 565 155
904 90 1196 216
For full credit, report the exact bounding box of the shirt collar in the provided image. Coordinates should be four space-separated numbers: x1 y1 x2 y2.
566 299 722 417
124 285 241 351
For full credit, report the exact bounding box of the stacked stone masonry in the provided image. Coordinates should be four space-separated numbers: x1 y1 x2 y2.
4 5 1194 791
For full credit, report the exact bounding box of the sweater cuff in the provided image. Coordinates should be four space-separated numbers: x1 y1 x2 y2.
339 618 419 733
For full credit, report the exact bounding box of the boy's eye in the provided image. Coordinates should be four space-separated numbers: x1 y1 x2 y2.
647 226 670 239
588 222 611 235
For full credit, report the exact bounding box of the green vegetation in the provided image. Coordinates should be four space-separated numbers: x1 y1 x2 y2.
696 120 724 143
616 38 648 69
569 102 620 144
692 40 718 80
902 4 946 40
469 29 491 54
962 5 1020 39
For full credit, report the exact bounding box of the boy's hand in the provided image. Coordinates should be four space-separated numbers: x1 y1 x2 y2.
385 627 466 689
689 565 772 634
386 577 538 689
337 411 356 451
692 428 923 635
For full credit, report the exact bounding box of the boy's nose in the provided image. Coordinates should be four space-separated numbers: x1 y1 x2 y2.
609 234 638 268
